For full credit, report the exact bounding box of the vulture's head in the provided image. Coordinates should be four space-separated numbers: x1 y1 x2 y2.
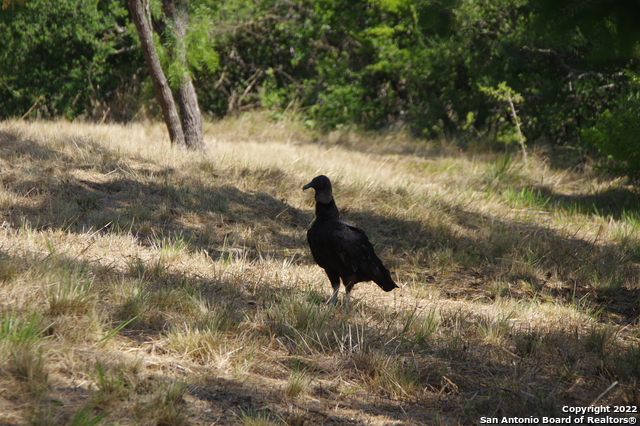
303 175 333 204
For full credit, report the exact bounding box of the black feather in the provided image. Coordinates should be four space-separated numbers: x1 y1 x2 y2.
303 175 398 312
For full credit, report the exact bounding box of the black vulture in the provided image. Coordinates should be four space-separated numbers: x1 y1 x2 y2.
303 175 398 313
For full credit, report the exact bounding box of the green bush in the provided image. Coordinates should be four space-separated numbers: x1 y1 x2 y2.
0 0 143 120
582 97 640 182
204 0 638 147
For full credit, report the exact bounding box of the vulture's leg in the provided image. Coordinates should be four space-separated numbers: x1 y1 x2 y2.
344 278 357 314
325 269 341 305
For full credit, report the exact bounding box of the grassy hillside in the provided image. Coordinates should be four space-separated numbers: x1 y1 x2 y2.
0 115 638 425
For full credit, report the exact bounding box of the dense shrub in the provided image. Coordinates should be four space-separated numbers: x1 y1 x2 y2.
582 95 640 182
0 0 144 121
205 0 639 146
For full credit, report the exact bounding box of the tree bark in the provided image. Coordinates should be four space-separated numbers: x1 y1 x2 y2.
176 80 204 150
161 0 204 150
127 0 186 149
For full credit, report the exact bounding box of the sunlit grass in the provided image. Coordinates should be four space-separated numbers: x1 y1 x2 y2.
0 312 51 396
0 115 638 424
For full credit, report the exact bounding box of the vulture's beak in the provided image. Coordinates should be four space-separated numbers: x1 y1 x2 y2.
302 182 313 190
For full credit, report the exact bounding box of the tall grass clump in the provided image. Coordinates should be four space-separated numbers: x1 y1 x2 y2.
166 323 225 363
67 407 110 426
397 305 440 348
44 262 96 316
483 153 521 186
265 289 334 354
0 313 51 396
90 359 138 407
503 186 551 210
284 360 314 399
153 230 193 262
135 380 188 426
237 409 283 426
476 312 513 344
349 350 422 399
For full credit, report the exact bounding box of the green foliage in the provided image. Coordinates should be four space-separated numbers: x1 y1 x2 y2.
582 94 640 182
149 0 219 89
536 0 640 62
479 81 527 149
479 82 524 105
0 0 143 120
0 312 50 347
184 11 219 74
3 0 640 181
68 407 110 426
205 0 639 147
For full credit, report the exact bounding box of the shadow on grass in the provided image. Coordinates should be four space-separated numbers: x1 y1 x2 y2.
530 184 640 220
1 244 636 424
2 248 445 423
1 130 640 423
1 131 638 322
0 252 546 424
0 131 310 253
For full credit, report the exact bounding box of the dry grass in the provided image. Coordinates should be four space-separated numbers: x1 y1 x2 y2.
0 114 639 425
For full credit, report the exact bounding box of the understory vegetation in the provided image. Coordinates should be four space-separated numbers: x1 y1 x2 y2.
0 115 638 424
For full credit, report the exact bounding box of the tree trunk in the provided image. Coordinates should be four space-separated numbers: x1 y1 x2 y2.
162 0 204 150
176 80 204 150
127 0 186 149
